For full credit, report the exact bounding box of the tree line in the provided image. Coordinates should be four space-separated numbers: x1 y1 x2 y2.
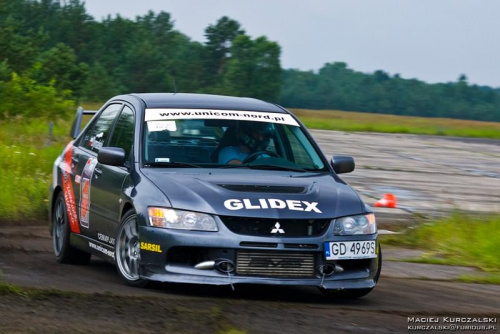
280 64 500 121
1 0 499 122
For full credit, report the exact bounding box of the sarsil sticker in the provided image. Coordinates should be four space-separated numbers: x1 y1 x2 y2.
140 242 162 253
145 108 299 127
224 198 322 213
80 158 97 228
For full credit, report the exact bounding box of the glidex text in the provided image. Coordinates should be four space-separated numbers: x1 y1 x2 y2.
223 198 322 213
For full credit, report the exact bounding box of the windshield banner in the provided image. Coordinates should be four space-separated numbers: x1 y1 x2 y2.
145 108 299 126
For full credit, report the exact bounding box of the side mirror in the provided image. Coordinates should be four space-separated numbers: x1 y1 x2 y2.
330 155 355 174
98 147 126 167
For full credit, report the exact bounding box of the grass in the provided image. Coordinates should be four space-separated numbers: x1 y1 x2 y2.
0 282 30 297
0 117 71 221
458 274 500 285
382 213 500 272
291 108 500 139
0 102 98 221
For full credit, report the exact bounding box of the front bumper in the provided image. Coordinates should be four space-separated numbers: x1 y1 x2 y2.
138 218 380 289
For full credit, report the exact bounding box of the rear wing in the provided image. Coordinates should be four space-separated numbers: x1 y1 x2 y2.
70 107 98 139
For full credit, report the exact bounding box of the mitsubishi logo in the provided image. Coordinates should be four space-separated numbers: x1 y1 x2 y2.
270 222 285 234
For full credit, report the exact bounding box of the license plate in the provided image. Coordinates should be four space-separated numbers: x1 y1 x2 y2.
324 241 376 260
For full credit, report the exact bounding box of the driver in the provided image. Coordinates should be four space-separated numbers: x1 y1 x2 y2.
218 121 273 164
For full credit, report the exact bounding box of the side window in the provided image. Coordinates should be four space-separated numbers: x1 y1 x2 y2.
81 104 122 153
108 106 135 161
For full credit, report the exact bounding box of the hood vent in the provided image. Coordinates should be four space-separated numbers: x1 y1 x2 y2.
218 184 306 194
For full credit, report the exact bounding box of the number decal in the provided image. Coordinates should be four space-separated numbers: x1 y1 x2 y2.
79 158 97 228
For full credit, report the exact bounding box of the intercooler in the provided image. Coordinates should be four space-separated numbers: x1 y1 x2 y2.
236 250 315 277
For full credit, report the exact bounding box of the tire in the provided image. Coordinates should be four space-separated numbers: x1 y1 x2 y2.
52 192 91 264
319 244 382 299
115 210 148 287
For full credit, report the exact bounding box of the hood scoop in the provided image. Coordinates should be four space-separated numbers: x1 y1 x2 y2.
218 184 306 194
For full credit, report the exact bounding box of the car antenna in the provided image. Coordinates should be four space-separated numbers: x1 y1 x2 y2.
172 76 177 94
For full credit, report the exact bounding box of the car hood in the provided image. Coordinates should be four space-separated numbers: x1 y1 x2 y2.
141 169 366 219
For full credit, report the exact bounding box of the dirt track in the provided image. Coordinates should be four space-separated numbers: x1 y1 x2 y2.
0 225 499 333
1 131 500 333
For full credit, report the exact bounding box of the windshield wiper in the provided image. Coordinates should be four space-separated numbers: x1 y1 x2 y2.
144 162 201 168
216 164 251 169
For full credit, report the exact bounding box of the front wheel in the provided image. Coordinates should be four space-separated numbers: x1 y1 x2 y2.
52 192 91 264
319 244 382 299
115 210 147 287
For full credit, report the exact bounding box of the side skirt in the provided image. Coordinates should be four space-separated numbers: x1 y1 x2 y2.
70 233 116 263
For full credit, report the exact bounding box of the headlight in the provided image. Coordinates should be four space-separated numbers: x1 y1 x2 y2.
333 214 376 235
148 207 218 231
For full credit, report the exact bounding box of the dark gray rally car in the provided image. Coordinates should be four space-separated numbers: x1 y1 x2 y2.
49 93 381 298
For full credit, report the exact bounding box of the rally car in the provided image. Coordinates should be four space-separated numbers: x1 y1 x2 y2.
49 93 381 298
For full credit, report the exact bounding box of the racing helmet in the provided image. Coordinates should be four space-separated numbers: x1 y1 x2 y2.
237 121 273 152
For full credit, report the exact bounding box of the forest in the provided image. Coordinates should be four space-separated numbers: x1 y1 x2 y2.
1 0 499 122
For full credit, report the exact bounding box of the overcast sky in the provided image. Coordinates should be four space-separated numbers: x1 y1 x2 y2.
83 0 500 88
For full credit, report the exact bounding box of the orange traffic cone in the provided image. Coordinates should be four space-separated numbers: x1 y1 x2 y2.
374 193 397 208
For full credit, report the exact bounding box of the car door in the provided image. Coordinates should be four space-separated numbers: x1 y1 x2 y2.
88 105 135 245
73 103 123 240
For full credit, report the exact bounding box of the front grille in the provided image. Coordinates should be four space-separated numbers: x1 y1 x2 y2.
221 217 330 237
240 242 278 248
236 251 315 277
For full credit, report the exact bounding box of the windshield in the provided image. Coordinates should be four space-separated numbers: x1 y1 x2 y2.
142 109 326 170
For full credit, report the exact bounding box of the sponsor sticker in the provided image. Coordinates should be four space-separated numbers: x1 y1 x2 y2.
140 242 162 253
145 108 299 126
147 120 177 132
223 198 322 213
91 132 104 150
89 241 115 259
79 158 97 228
97 233 115 245
60 143 80 233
